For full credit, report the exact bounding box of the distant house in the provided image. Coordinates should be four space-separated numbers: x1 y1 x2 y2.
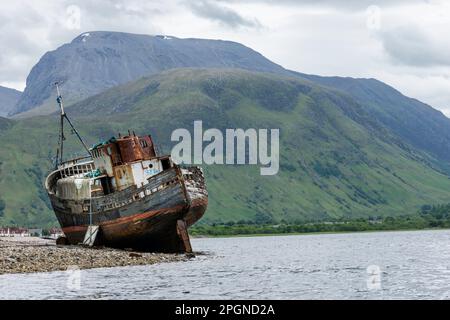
0 227 10 237
0 227 63 238
0 227 30 237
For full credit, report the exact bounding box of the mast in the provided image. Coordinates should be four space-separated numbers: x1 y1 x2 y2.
54 82 91 168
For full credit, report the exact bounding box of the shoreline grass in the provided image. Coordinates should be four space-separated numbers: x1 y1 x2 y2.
191 226 450 239
190 208 450 238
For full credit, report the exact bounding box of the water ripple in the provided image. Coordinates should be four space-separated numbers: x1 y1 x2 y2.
1 229 450 299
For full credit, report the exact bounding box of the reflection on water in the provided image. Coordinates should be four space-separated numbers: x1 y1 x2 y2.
2 230 450 299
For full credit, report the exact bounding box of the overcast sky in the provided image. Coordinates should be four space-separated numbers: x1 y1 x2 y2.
1 0 450 114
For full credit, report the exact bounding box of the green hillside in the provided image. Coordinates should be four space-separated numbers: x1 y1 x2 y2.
1 68 450 227
0 117 13 131
296 72 450 166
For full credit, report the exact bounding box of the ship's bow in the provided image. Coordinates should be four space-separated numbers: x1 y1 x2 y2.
182 166 208 227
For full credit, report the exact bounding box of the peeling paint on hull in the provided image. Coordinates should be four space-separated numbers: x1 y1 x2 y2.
61 198 207 252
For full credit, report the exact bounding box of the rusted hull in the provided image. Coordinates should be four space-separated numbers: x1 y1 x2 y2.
60 198 207 252
47 165 208 253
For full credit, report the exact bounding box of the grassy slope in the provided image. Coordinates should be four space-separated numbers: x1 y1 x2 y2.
295 73 450 166
1 69 450 227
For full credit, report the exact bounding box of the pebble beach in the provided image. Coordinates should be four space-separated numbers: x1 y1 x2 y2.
0 237 190 275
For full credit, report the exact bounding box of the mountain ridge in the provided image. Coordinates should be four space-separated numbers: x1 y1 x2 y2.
293 71 450 163
11 31 287 116
0 86 21 117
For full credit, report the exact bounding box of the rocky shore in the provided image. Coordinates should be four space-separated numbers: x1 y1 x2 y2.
0 237 190 275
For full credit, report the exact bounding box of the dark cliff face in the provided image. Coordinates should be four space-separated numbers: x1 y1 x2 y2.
0 86 21 117
11 31 286 115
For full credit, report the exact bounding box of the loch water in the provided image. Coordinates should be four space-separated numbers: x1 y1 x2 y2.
2 230 450 299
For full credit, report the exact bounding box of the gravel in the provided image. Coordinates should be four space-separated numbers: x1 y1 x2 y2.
0 237 190 275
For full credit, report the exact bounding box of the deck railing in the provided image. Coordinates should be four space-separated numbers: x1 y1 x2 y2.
58 158 95 178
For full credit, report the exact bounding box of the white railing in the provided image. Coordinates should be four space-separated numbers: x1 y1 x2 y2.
59 160 95 179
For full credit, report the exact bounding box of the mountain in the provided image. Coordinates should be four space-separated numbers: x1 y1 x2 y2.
294 72 450 164
0 86 21 117
2 68 450 227
13 31 450 168
11 32 286 117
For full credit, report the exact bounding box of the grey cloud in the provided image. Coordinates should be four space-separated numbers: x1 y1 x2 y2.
218 0 426 11
0 0 165 86
0 6 49 83
379 26 450 67
186 0 262 29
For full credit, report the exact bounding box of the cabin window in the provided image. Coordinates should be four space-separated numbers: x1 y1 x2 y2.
140 140 148 148
161 158 171 170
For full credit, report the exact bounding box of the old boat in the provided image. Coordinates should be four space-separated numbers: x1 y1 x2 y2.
44 84 208 253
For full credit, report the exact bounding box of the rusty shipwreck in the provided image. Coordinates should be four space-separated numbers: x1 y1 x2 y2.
44 84 208 253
